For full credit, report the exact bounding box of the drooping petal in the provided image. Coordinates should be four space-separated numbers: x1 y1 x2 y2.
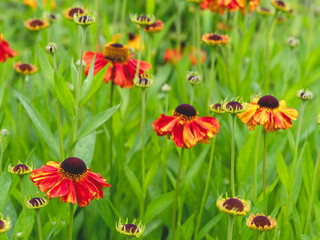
172 123 184 148
152 115 180 136
83 51 108 76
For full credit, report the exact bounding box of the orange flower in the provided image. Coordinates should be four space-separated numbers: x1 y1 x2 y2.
30 157 111 208
153 104 220 148
14 62 37 74
23 0 56 10
63 7 87 20
202 33 229 46
145 20 164 33
164 47 206 65
25 19 49 31
238 95 298 133
201 0 247 14
0 34 17 62
83 43 151 88
249 0 260 12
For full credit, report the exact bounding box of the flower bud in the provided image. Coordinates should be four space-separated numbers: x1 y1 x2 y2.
134 73 154 88
296 89 313 100
161 83 171 93
45 42 58 55
287 37 300 49
186 71 201 85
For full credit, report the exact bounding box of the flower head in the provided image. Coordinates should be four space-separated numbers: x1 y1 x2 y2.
26 196 48 210
134 73 154 88
0 215 11 233
153 104 220 148
45 42 58 55
43 12 59 23
287 37 300 49
271 0 290 13
210 103 225 114
25 19 49 31
238 95 298 132
130 14 155 26
64 7 87 20
145 20 164 33
73 11 96 26
217 196 250 216
23 0 56 10
83 43 151 88
128 33 144 52
257 7 274 16
247 213 277 231
0 34 18 62
14 62 37 75
8 163 33 175
164 47 206 66
202 33 229 46
161 83 172 93
116 218 145 238
186 71 201 85
222 99 247 114
30 157 111 207
296 89 312 101
249 0 260 12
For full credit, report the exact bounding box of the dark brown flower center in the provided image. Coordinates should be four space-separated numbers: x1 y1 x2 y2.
61 157 87 175
275 0 285 7
50 14 56 20
222 198 244 212
128 33 135 40
174 104 197 117
69 8 84 17
137 15 151 22
29 197 46 207
251 216 271 228
13 164 29 173
19 64 32 72
257 95 279 108
226 101 243 111
209 34 222 41
261 7 271 12
111 43 124 48
30 19 44 28
0 220 5 230
212 103 222 111
78 16 92 23
122 224 140 234
139 78 149 85
103 43 130 63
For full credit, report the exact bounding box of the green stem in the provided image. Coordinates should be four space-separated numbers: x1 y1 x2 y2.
258 232 263 240
195 138 216 237
140 88 146 220
134 28 145 80
195 4 202 75
35 209 43 240
120 0 128 37
227 215 235 240
254 126 261 202
190 85 195 105
109 82 114 182
147 33 152 69
263 130 267 197
112 0 120 31
165 92 169 114
209 48 217 105
0 141 3 175
176 1 182 54
231 114 236 197
172 148 184 240
304 143 320 234
70 26 87 153
68 204 74 240
19 176 27 240
161 139 168 193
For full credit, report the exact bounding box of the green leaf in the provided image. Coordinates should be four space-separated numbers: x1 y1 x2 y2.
145 191 174 223
143 156 160 192
13 210 35 239
79 54 96 101
77 104 120 140
54 76 75 117
124 165 142 202
38 47 55 92
15 90 60 159
278 207 294 240
181 213 195 240
74 131 96 167
276 149 291 195
196 214 222 240
0 170 11 211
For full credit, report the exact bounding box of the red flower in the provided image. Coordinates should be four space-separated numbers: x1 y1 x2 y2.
0 34 17 63
164 47 207 66
201 0 247 14
83 43 151 88
153 104 220 148
30 157 111 207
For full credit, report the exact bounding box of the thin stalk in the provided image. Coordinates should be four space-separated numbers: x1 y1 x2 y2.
225 11 231 92
109 82 114 182
258 232 263 240
195 137 216 237
140 88 146 220
165 92 169 114
112 0 120 31
227 215 235 240
70 26 87 152
0 141 3 175
195 4 202 75
161 139 168 193
35 209 43 240
231 114 236 197
19 176 27 240
134 28 145 80
147 33 152 67
190 85 195 105
209 48 217 105
68 204 74 240
120 0 128 37
176 1 182 54
254 126 261 202
172 148 184 240
262 130 267 197
304 143 320 234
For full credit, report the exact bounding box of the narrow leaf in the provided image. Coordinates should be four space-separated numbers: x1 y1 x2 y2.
145 191 174 223
124 165 142 201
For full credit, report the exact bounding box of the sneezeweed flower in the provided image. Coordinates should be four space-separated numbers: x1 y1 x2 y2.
26 197 48 210
153 104 220 148
187 0 203 2
8 163 33 175
249 0 260 12
83 43 151 88
0 215 11 233
43 12 59 23
202 33 229 46
222 99 247 114
161 83 171 92
271 0 291 13
276 16 285 24
134 73 154 88
287 36 300 49
64 7 87 20
186 71 201 85
45 42 58 55
257 7 274 16
296 89 313 101
247 213 277 231
238 95 298 132
30 157 111 207
25 19 49 31
145 20 164 33
210 103 225 114
128 33 144 52
14 62 37 75
23 0 56 10
130 14 155 26
73 11 96 26
0 34 18 62
217 196 250 216
164 47 206 65
116 218 145 238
